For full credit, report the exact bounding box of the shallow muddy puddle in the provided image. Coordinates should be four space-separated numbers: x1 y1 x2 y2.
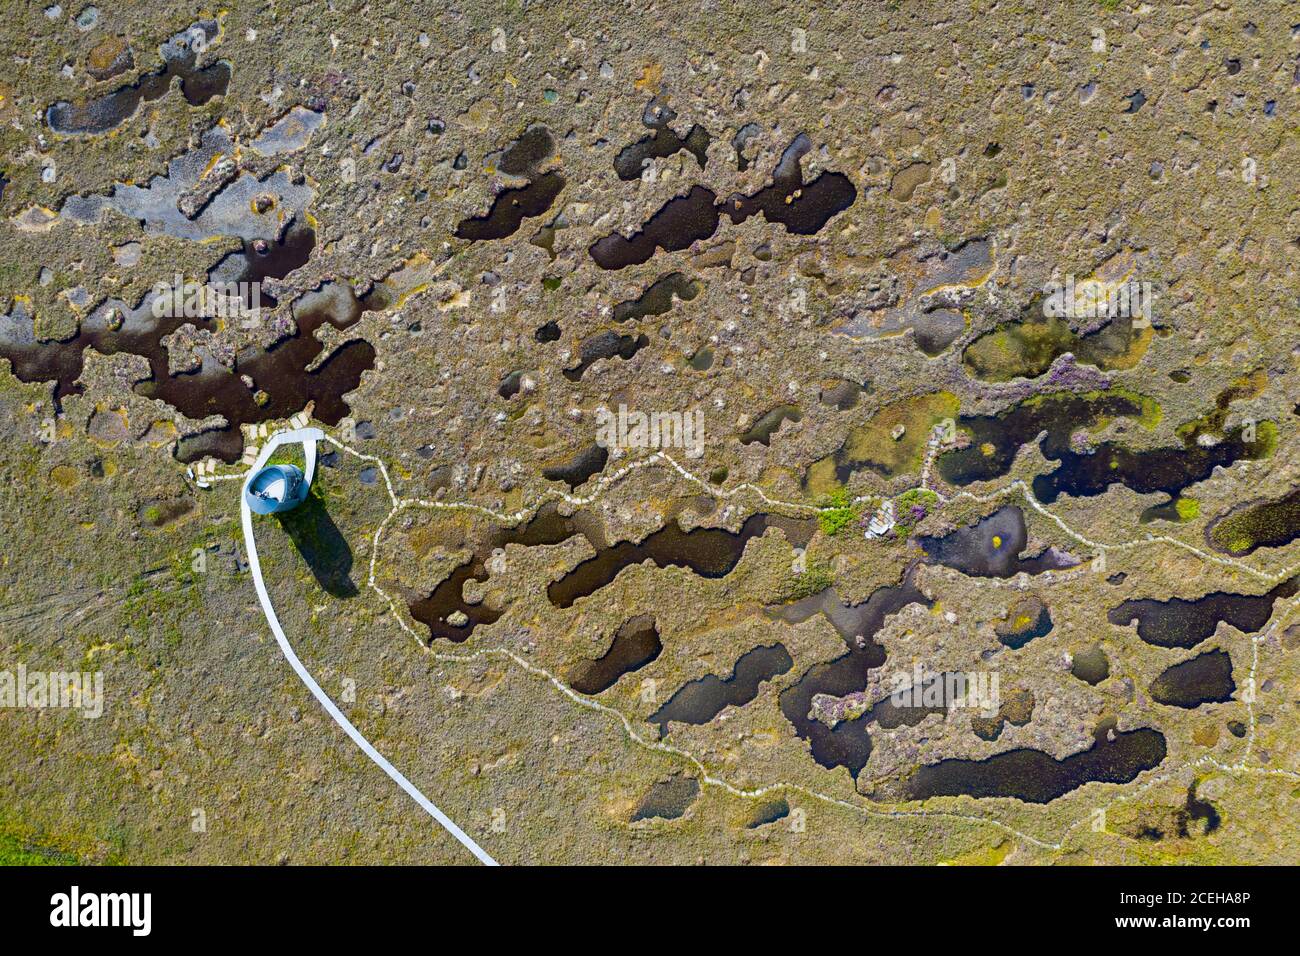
612 272 700 323
739 405 802 446
971 688 1035 741
497 370 526 399
1070 645 1110 685
686 347 714 371
834 238 992 355
962 310 1152 382
56 125 315 242
47 21 230 135
745 798 790 828
818 379 865 410
632 775 699 821
138 497 195 528
563 331 648 381
961 251 1157 380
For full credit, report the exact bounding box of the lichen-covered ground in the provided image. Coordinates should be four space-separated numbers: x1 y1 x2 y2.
3 1 1300 865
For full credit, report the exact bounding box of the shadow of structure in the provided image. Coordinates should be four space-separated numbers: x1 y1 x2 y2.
276 491 358 598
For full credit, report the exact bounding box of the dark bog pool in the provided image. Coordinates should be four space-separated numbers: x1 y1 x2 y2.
409 505 600 642
995 595 1054 648
887 718 1167 803
650 643 792 729
493 124 556 176
0 224 377 463
936 391 1149 487
1032 424 1265 504
589 133 856 270
589 185 721 269
770 571 931 777
209 220 318 309
614 97 710 180
547 513 814 609
568 614 661 694
1107 577 1297 648
1206 488 1300 556
454 171 565 241
1149 649 1236 708
935 388 1270 507
918 505 1078 578
720 134 857 236
541 443 608 489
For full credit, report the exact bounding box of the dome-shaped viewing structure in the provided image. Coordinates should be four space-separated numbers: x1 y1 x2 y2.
244 463 309 514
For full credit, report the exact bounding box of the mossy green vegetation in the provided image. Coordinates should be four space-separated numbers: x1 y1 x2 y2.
117 558 203 662
1141 495 1200 525
805 391 960 494
962 313 1153 382
1207 487 1300 556
0 831 78 866
1250 419 1278 460
0 811 91 866
817 486 861 536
